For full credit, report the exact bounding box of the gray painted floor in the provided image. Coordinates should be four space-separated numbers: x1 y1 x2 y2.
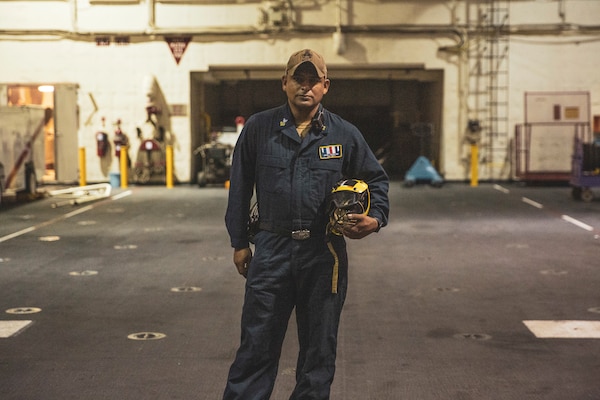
1 182 599 399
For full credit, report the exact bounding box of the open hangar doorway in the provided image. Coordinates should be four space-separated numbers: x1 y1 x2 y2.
190 66 443 182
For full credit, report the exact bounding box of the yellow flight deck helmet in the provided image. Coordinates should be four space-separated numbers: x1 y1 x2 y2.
327 179 371 236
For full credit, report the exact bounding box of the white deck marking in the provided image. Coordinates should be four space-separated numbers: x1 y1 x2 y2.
0 321 33 338
493 184 510 194
561 215 594 232
0 190 132 243
521 197 544 209
0 227 36 243
112 190 132 200
524 320 600 339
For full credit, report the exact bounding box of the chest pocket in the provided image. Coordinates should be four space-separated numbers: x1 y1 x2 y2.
258 155 289 195
309 158 343 203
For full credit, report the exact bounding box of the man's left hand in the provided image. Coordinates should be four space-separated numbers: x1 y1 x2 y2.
341 214 379 239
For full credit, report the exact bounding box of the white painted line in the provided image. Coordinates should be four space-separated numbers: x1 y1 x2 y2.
112 190 132 200
524 320 600 339
521 197 544 209
0 190 132 244
64 205 94 218
561 215 594 232
0 226 36 243
0 320 33 338
493 184 510 194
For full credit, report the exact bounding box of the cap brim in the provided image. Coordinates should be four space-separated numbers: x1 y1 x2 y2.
287 61 326 78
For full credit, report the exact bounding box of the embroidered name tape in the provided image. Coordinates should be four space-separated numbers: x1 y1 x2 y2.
319 145 342 159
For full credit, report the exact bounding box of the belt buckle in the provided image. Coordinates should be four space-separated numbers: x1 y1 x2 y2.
291 229 310 240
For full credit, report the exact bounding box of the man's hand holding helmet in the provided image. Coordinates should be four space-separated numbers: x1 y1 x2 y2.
340 213 380 239
328 179 381 239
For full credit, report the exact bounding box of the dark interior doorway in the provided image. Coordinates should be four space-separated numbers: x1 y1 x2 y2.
191 66 443 181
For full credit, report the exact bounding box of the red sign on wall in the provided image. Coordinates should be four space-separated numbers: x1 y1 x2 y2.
165 37 192 65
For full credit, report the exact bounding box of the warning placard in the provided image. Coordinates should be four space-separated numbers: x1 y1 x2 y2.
166 37 191 65
525 91 590 124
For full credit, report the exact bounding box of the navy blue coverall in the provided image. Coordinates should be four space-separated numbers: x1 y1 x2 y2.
224 103 389 400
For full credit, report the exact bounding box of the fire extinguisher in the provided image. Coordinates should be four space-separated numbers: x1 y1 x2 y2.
96 131 109 157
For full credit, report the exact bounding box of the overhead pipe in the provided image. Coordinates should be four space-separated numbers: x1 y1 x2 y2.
333 0 346 54
148 0 156 31
1 0 599 41
2 22 600 43
558 0 566 24
70 0 78 33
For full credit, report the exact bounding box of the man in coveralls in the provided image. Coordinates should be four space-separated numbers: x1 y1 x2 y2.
223 49 389 400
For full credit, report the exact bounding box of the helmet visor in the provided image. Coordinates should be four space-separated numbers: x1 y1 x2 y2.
330 192 365 213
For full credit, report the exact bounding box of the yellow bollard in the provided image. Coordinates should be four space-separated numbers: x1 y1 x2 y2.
120 145 128 189
166 145 174 188
470 143 479 187
79 147 86 186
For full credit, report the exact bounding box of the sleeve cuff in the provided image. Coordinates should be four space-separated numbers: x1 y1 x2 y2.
374 217 383 232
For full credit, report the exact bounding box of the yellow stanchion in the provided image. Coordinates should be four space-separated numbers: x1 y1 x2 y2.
470 143 479 187
120 145 128 189
166 145 174 188
79 147 86 186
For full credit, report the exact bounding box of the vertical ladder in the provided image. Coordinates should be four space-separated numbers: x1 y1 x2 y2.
467 0 510 180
